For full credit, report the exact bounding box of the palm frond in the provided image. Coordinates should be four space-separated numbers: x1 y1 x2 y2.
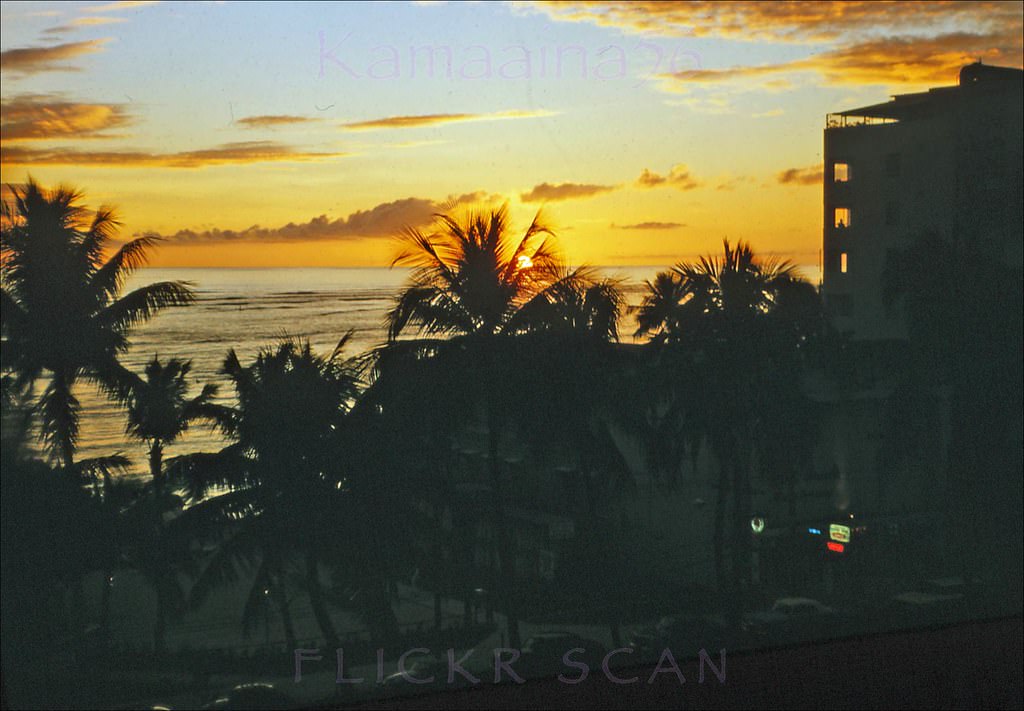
87 233 159 303
99 281 195 334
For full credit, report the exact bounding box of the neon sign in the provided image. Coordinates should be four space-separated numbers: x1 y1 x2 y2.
829 524 851 543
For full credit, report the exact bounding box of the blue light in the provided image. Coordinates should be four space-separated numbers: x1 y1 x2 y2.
808 528 822 535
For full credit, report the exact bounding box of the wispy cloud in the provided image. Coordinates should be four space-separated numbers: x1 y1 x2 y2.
636 165 702 191
44 16 128 36
776 164 823 186
659 29 1023 91
1 141 344 168
520 181 616 202
1 94 132 141
0 39 110 76
387 139 450 149
342 109 556 131
146 192 502 243
236 115 320 129
83 1 160 12
611 221 686 230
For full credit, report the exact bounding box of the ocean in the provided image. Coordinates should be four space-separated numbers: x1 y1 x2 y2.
63 263 818 470
67 266 652 469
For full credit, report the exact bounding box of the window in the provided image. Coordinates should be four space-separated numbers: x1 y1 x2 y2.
834 208 851 228
885 152 901 177
840 252 848 273
885 201 901 226
834 162 850 182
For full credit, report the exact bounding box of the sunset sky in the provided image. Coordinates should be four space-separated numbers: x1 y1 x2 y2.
2 0 1021 268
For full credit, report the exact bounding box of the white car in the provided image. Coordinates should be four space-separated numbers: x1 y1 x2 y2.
771 597 837 617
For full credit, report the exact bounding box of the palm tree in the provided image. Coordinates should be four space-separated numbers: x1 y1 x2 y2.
116 356 224 653
175 339 363 649
510 289 638 646
1 381 135 664
1 178 194 467
384 203 623 647
636 240 820 601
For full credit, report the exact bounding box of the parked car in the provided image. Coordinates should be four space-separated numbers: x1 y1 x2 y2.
200 683 294 710
743 597 838 644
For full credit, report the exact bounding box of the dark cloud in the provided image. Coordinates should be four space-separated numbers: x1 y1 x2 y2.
776 164 824 186
147 192 503 244
520 182 617 202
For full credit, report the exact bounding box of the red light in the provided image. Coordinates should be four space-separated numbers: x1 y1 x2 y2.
827 541 845 553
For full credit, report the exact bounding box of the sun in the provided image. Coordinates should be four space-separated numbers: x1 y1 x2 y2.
516 254 534 270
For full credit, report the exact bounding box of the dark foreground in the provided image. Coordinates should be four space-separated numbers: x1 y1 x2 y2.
339 615 1023 710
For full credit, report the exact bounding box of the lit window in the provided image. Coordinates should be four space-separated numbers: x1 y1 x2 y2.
834 208 851 228
840 253 848 273
834 163 850 182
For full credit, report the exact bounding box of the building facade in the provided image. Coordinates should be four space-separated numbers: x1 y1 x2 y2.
822 63 1024 340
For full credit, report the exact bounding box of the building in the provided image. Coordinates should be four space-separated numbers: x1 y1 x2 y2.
822 62 1024 341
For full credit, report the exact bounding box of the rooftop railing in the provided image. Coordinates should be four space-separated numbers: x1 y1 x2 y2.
826 113 899 128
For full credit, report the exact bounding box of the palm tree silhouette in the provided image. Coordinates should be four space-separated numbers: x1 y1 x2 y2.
637 240 820 601
115 356 224 653
1 178 194 467
384 203 623 647
1 384 135 668
510 287 638 646
175 338 361 649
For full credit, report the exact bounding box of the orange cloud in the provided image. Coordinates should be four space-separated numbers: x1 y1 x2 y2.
661 30 1023 90
44 16 128 35
83 1 160 11
522 1 1020 44
0 39 109 75
236 115 320 129
342 109 556 131
145 192 502 243
0 141 344 168
636 165 701 191
776 164 824 186
1 94 132 141
520 182 616 202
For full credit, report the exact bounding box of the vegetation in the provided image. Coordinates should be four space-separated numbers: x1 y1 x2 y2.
2 180 1019 707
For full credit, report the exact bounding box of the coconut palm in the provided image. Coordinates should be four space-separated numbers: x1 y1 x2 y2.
175 338 363 649
0 178 194 467
384 204 624 647
637 240 821 599
115 356 226 653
